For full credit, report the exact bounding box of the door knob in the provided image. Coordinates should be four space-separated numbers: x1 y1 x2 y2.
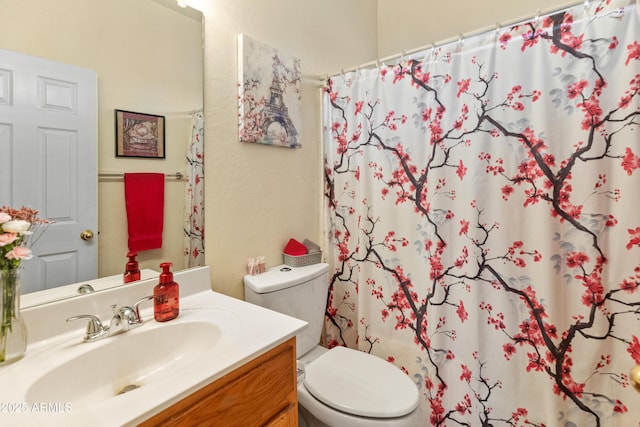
80 229 94 241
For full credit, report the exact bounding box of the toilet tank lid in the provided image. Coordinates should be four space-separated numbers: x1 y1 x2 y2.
244 263 329 294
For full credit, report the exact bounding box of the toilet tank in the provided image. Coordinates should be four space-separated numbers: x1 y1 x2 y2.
244 263 330 358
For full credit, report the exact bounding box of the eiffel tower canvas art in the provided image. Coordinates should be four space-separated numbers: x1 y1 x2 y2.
238 33 301 148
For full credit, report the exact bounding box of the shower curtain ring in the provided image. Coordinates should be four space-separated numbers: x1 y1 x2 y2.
422 44 435 65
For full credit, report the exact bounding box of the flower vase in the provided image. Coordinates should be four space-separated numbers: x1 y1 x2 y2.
0 269 27 365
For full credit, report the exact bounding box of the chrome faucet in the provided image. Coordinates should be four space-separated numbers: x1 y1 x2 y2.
107 304 135 336
66 295 154 343
77 283 95 294
108 295 154 336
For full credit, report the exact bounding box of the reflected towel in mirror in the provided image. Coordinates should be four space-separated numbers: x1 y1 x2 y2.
124 173 164 252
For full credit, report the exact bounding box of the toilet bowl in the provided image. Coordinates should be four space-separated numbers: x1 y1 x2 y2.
243 263 420 426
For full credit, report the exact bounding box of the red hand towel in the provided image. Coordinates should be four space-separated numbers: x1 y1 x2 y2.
124 173 165 252
284 238 307 256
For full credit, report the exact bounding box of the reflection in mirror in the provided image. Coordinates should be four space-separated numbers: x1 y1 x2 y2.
0 0 203 306
22 270 160 309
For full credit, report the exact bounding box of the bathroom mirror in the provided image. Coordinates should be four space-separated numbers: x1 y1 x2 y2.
0 0 203 307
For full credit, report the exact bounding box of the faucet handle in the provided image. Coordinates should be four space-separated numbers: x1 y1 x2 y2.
66 314 108 342
132 295 154 323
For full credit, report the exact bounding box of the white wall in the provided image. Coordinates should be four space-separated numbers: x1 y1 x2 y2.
201 0 377 298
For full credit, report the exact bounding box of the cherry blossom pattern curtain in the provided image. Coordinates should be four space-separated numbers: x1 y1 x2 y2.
183 110 204 267
323 1 640 425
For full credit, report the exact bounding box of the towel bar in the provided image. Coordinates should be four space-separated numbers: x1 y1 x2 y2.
98 172 184 180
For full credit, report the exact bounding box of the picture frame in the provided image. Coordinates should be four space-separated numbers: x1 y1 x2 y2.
238 33 302 148
115 109 165 159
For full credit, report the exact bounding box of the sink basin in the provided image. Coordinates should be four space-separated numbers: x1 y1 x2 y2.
0 267 306 427
25 320 221 407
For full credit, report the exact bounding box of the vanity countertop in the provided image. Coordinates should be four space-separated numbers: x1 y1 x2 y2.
0 266 307 426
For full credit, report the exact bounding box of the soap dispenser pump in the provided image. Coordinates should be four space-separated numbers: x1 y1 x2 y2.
154 262 179 322
124 252 141 283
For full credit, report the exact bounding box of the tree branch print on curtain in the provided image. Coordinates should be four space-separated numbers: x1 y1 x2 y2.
184 110 204 267
323 1 640 426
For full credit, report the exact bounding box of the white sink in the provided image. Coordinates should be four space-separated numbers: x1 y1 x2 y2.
0 266 307 427
25 320 221 407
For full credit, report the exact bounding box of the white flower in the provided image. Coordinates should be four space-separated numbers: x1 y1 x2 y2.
2 220 32 235
0 213 11 224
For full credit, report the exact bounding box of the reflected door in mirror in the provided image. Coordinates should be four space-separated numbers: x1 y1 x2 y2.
0 49 98 293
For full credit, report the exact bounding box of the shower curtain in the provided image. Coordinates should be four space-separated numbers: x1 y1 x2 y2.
184 110 205 267
323 1 640 425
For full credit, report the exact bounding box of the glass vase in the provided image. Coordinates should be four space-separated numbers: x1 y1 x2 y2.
0 269 27 365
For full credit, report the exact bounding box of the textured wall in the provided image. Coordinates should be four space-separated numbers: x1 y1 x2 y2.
201 0 377 298
377 0 582 58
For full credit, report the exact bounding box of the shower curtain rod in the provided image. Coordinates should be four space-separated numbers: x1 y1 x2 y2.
325 0 601 80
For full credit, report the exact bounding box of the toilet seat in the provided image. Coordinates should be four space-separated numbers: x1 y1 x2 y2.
303 346 419 418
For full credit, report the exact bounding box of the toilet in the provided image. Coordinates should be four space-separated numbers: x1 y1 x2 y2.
244 263 420 427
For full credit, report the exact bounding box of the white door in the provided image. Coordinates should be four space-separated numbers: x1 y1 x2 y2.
0 49 97 293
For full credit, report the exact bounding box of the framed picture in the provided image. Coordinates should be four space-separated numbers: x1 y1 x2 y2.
238 33 302 148
115 109 165 158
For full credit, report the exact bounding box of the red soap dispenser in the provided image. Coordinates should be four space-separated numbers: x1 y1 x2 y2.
154 262 179 322
123 252 141 283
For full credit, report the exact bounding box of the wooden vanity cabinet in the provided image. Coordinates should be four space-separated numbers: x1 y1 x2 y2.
139 337 298 427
